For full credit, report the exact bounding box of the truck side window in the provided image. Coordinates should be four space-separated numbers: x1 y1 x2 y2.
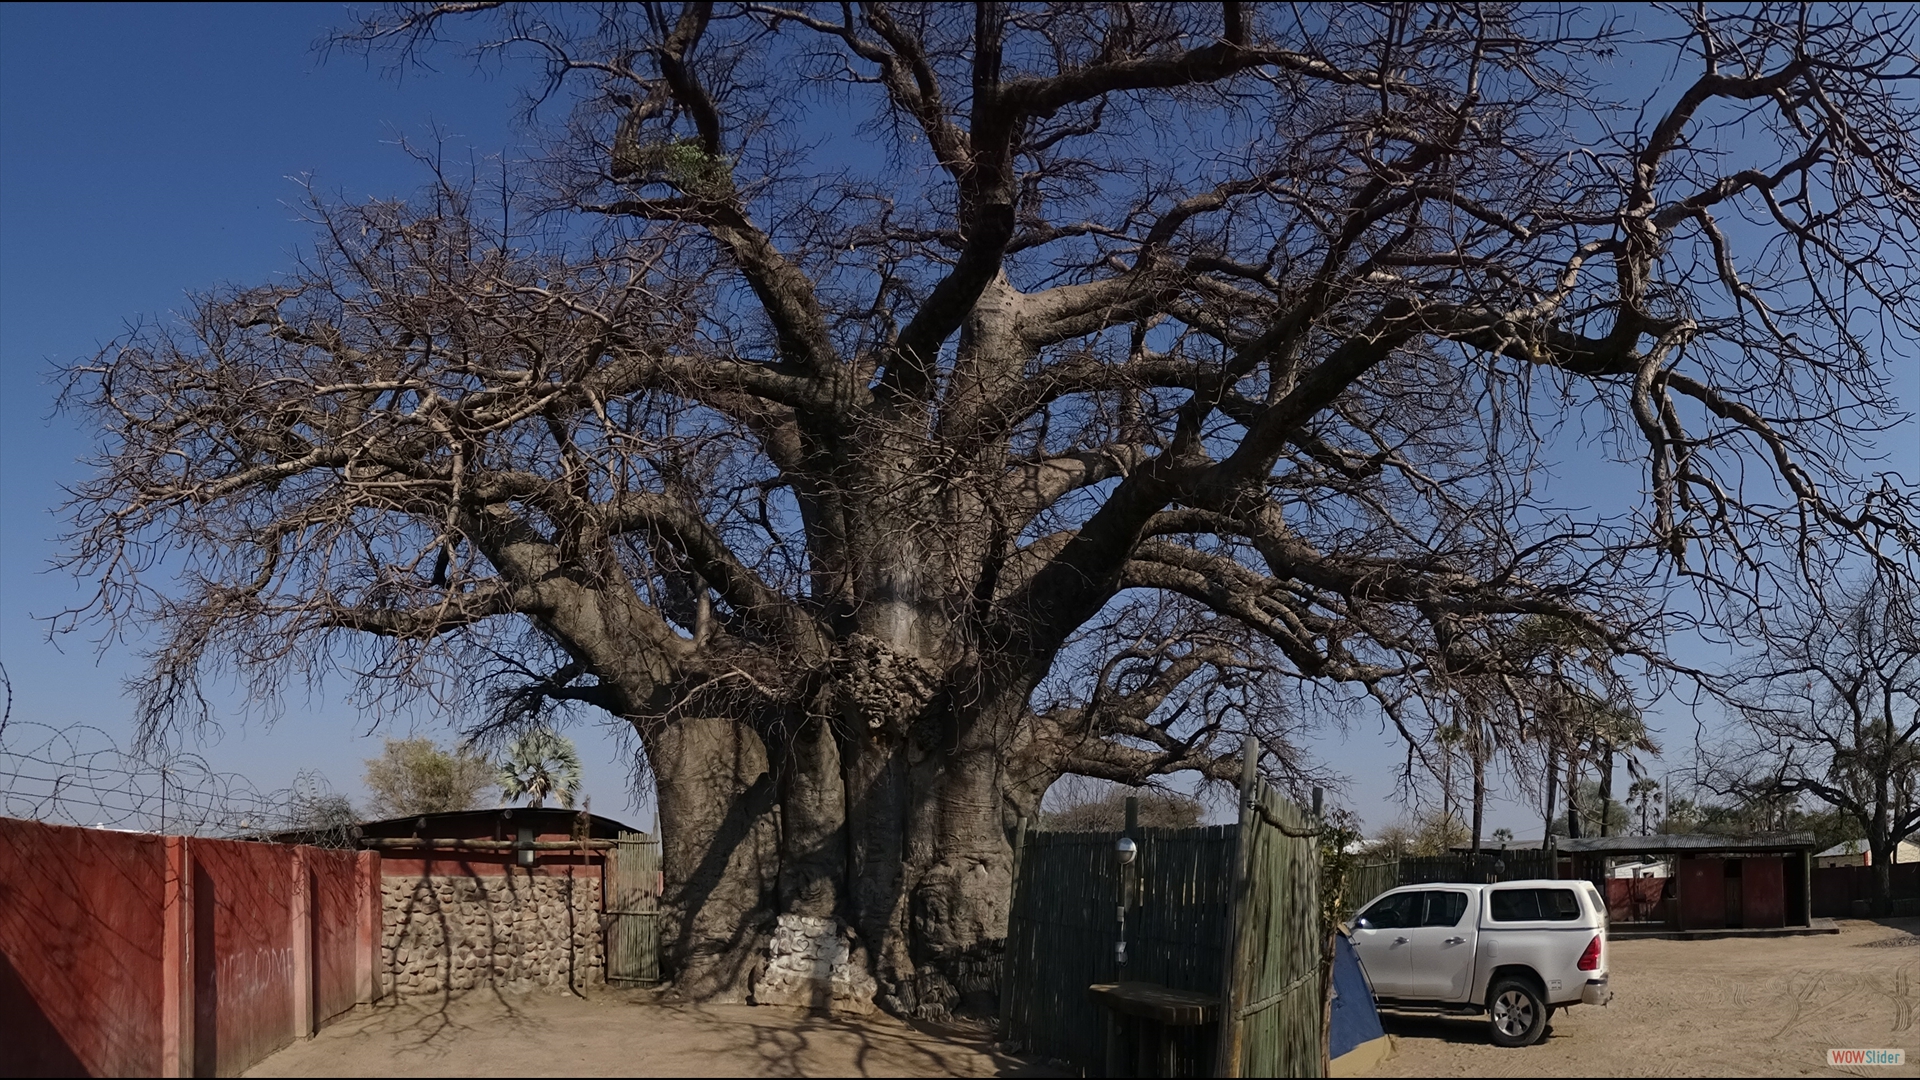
1489 889 1540 921
1423 890 1469 927
1489 888 1583 921
1357 892 1420 929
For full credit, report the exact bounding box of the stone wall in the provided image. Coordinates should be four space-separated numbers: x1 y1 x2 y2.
380 869 603 996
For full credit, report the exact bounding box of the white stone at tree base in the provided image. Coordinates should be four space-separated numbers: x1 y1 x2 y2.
754 914 878 1015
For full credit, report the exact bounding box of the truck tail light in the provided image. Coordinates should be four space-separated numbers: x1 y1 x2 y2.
1577 934 1602 971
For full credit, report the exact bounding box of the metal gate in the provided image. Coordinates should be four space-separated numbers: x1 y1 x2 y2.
605 830 662 986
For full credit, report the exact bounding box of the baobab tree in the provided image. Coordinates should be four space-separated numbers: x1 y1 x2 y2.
58 4 1920 1013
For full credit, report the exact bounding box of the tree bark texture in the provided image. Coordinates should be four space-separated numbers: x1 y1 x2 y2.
1599 743 1614 839
1871 839 1896 917
1470 736 1486 857
1566 757 1584 841
1543 735 1560 848
649 716 780 1001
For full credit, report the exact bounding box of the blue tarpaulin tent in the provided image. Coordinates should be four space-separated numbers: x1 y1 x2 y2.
1329 929 1391 1075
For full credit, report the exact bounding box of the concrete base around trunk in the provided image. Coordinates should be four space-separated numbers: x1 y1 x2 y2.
749 914 878 1016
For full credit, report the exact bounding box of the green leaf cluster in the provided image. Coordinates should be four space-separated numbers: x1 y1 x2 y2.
363 737 497 818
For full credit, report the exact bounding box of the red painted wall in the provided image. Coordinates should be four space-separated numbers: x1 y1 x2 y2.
190 838 297 1077
0 818 378 1078
309 848 362 1027
1604 877 1665 923
0 819 166 1077
1814 863 1920 916
1676 858 1726 930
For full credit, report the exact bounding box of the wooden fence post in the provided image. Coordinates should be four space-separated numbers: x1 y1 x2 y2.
162 835 194 1078
1120 796 1138 982
1011 815 1028 884
1214 735 1260 1078
999 814 1028 1040
1314 785 1333 1079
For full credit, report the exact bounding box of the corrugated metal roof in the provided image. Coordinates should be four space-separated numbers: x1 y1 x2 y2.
355 806 642 839
259 805 644 845
1554 832 1816 854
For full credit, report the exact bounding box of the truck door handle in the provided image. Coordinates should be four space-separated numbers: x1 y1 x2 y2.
1444 937 1466 945
1393 936 1408 945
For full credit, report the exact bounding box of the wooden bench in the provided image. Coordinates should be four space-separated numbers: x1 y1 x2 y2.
1088 982 1220 1076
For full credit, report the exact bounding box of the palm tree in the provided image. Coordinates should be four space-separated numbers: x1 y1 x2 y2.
1451 707 1493 858
1627 778 1663 835
1536 679 1655 840
1576 696 1655 838
1510 616 1617 843
498 727 583 809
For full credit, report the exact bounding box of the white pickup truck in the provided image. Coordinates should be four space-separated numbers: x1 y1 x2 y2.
1349 880 1612 1047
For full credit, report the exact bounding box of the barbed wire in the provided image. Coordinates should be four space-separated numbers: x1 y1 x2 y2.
0 678 359 846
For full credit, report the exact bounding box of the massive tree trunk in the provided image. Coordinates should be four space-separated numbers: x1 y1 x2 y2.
901 735 1017 1015
1870 838 1895 917
1869 793 1897 918
647 716 780 1001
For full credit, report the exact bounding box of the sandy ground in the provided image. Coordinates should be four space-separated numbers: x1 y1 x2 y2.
246 990 1044 1078
248 919 1919 1078
1363 917 1920 1078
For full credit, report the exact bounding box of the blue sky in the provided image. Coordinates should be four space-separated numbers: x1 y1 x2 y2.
2 4 1914 839
0 2 652 828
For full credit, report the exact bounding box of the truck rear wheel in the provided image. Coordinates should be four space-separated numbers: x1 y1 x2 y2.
1487 977 1548 1047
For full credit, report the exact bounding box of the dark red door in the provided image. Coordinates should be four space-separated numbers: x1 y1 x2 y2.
1677 858 1726 930
1742 857 1786 928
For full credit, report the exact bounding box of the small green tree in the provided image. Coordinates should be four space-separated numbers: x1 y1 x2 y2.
499 727 583 809
1315 808 1367 932
363 737 497 818
1368 811 1470 858
1551 780 1630 837
1412 812 1469 856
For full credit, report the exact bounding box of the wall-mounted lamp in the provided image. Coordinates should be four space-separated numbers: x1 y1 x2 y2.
1114 836 1137 866
516 824 536 868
